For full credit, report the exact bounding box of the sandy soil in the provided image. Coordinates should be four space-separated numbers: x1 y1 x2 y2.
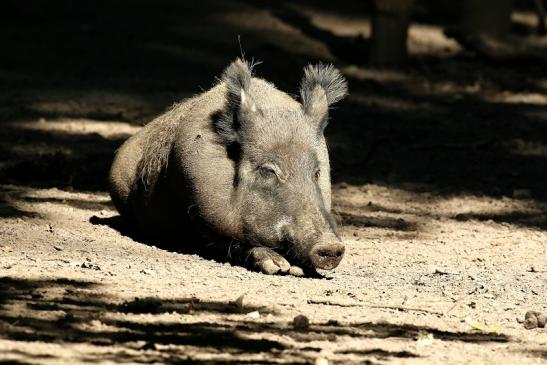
1 1 547 364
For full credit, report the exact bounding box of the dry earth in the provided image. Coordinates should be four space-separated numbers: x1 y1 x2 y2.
1 1 547 364
1 157 546 364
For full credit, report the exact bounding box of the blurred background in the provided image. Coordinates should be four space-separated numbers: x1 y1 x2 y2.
1 0 546 205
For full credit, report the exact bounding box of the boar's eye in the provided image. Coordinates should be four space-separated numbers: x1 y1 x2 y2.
314 169 321 181
258 165 277 178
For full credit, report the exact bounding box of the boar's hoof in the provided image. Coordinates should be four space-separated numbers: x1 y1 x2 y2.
288 266 305 277
309 243 345 270
248 247 291 275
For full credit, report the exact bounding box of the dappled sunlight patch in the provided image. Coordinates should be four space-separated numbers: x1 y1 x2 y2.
0 185 113 217
340 62 546 110
72 318 121 336
22 89 161 124
0 118 128 190
404 80 547 106
0 1 546 363
512 11 543 29
217 9 333 61
288 6 460 58
9 118 141 140
0 276 521 364
349 93 441 113
342 65 408 83
408 23 462 57
485 91 547 105
433 195 545 219
2 140 73 157
332 182 547 231
505 138 547 158
296 5 372 38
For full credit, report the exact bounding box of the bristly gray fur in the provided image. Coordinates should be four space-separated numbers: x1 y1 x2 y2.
222 58 253 98
300 63 348 111
138 58 258 189
215 58 256 144
136 102 185 190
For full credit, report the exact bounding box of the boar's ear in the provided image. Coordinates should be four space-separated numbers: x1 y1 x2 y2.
300 64 348 131
216 58 260 144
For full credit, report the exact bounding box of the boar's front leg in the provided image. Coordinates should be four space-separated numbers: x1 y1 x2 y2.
228 245 303 276
247 247 291 275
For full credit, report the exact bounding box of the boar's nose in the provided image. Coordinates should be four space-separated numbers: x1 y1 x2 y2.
309 242 345 270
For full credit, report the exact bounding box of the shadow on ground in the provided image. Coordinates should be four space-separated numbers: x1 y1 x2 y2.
0 277 510 364
1 0 546 209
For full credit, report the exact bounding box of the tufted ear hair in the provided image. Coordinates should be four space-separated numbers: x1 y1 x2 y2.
216 58 260 144
300 63 348 130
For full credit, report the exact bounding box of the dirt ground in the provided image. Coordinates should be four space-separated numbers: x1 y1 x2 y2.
1 1 547 364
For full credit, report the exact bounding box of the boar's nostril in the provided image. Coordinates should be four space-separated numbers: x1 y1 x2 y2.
318 250 329 258
309 243 345 270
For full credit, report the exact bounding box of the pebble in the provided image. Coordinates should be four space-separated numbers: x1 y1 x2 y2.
315 358 328 365
234 294 245 309
292 314 310 330
81 262 100 270
245 311 260 319
524 311 547 329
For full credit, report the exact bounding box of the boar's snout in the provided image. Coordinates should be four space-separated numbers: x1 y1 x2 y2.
309 241 345 270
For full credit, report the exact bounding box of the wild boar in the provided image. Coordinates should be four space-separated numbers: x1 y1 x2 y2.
109 58 348 275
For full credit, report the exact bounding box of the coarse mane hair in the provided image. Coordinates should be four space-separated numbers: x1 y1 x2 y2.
136 102 184 189
136 57 257 189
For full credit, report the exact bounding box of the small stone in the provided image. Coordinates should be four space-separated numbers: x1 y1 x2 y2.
524 311 547 329
315 357 328 365
292 314 310 330
245 311 260 319
524 311 540 329
81 262 100 270
416 331 434 345
524 316 538 329
234 295 245 310
53 245 63 251
537 313 547 328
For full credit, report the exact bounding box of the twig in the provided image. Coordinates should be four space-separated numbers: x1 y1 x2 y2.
307 299 362 307
433 269 460 276
368 305 444 316
308 299 444 316
444 294 466 316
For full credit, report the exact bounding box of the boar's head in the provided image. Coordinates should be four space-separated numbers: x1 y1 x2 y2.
216 59 348 271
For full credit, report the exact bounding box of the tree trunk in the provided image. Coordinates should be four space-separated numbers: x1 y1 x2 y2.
461 0 513 37
370 0 415 65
